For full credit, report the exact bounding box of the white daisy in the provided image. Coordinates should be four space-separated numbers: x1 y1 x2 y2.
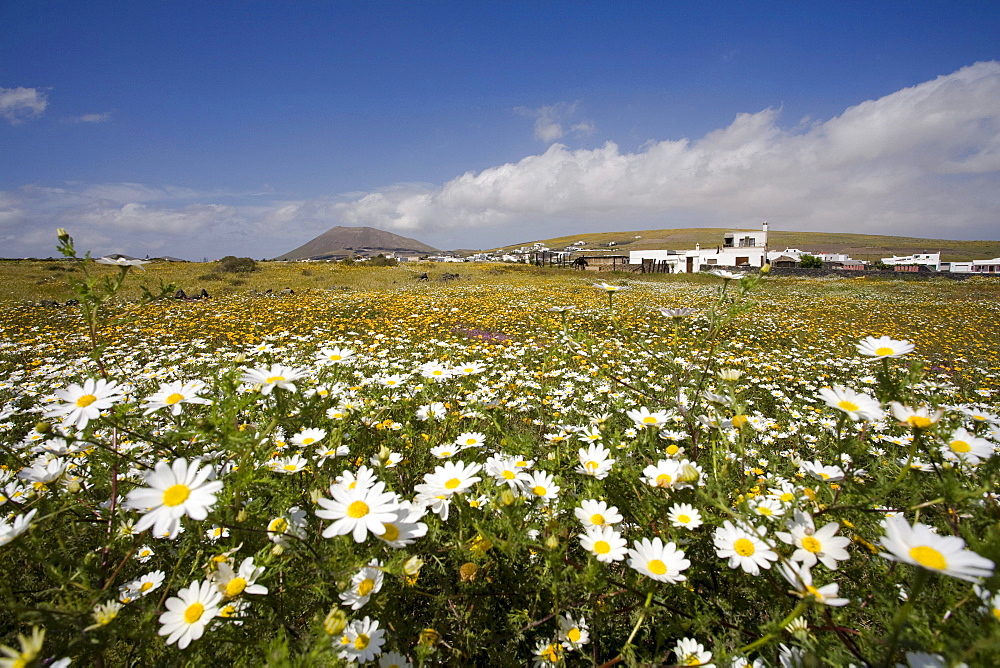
579 525 628 563
627 537 690 583
123 458 223 540
879 515 994 582
713 520 778 576
316 480 402 543
158 579 222 649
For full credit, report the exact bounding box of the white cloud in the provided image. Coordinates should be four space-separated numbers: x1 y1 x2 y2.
0 86 48 124
515 101 595 143
336 61 1000 240
65 112 112 124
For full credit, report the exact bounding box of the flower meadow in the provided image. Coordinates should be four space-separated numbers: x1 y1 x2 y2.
1 239 999 666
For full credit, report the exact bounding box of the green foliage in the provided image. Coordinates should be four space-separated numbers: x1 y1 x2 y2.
799 254 823 269
366 254 398 267
217 256 260 274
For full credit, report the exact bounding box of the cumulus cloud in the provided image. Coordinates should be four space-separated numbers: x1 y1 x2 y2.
515 101 595 143
0 86 48 124
339 61 1000 240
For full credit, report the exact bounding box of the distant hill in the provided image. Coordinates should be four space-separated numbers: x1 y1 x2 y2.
496 228 1000 263
275 226 438 260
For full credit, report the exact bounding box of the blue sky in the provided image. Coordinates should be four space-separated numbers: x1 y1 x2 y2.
2 1 999 259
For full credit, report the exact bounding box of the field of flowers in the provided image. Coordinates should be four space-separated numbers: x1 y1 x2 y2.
1 246 999 666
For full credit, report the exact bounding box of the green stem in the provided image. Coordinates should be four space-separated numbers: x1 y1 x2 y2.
881 569 929 668
736 599 809 656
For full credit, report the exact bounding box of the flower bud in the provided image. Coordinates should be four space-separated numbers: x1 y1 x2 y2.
418 628 440 647
323 608 347 636
679 464 701 483
403 555 424 576
34 421 52 434
459 562 478 582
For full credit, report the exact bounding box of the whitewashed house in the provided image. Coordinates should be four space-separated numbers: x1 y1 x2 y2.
881 253 941 271
630 222 770 273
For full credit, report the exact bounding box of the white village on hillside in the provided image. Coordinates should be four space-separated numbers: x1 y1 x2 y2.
464 222 1000 274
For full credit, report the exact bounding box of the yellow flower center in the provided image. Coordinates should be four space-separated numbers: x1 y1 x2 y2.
647 559 667 575
665 444 679 455
585 460 599 470
801 536 822 553
354 633 370 650
502 470 516 480
758 507 773 516
734 538 756 556
950 440 971 453
591 513 606 525
909 545 947 570
444 478 461 489
357 578 375 596
329 355 342 361
219 604 237 618
184 602 205 624
465 439 477 445
594 540 611 554
283 464 297 471
732 414 748 428
165 393 186 405
346 500 369 518
76 394 97 407
567 628 581 642
225 577 247 598
677 514 690 524
837 400 859 412
780 492 794 502
532 485 546 496
874 346 894 356
515 460 527 467
302 438 315 445
162 484 190 507
656 474 672 487
140 581 154 592
265 376 286 384
380 523 400 541
642 416 658 424
269 517 288 533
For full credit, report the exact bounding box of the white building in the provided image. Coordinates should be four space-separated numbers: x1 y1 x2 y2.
630 222 769 273
948 257 1000 273
881 252 941 271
